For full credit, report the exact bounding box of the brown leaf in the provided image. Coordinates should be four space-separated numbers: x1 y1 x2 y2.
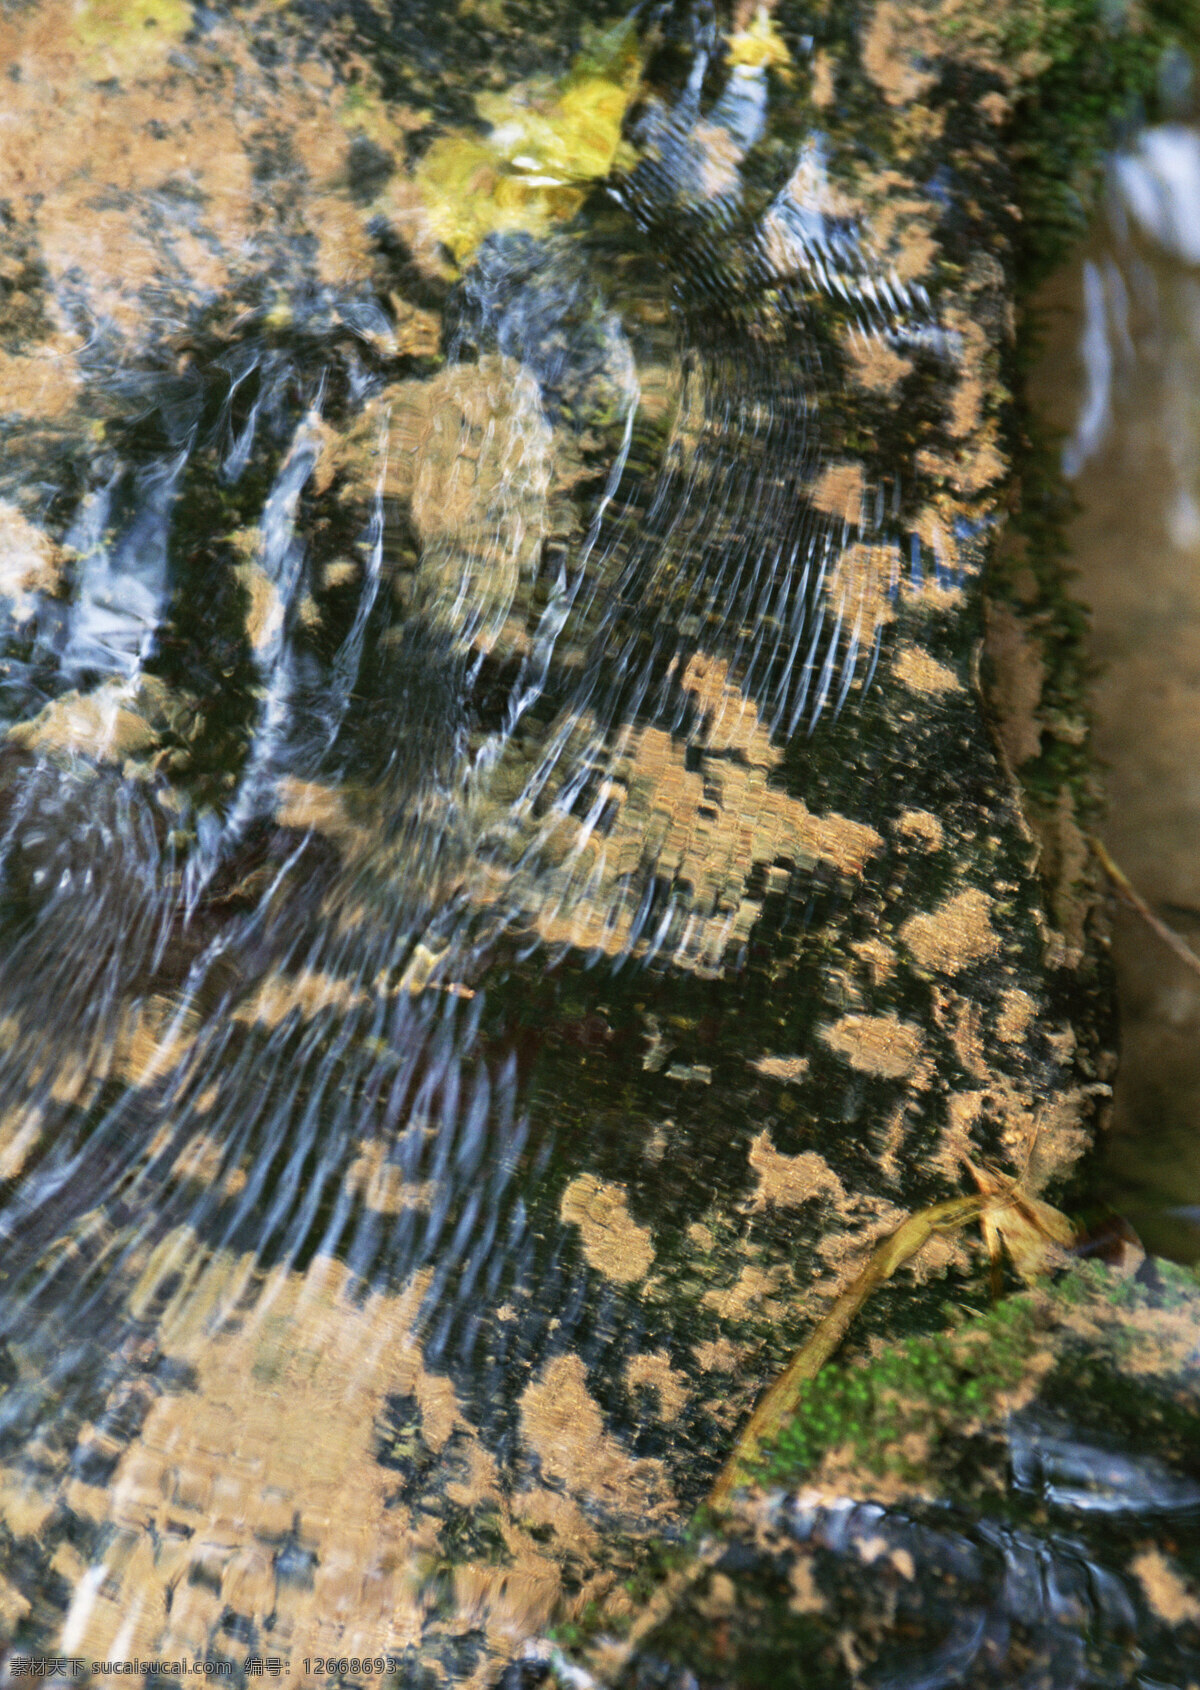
966 1159 1077 1284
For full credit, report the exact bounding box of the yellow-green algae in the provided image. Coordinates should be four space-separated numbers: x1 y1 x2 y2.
69 0 193 79
746 1258 1199 1490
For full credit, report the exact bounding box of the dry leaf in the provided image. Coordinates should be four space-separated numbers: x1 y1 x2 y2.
966 1158 1077 1284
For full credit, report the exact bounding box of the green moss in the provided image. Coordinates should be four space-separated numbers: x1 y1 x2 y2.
1007 0 1200 289
752 1261 1200 1498
754 1293 1042 1487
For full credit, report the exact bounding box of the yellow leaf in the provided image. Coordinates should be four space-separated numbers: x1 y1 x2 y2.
414 19 644 263
70 0 193 79
727 8 793 76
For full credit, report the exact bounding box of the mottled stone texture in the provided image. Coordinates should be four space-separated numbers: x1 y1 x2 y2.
602 1262 1200 1690
0 0 1145 1679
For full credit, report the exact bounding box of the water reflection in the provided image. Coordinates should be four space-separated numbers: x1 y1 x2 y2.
1033 123 1200 1260
0 3 955 1670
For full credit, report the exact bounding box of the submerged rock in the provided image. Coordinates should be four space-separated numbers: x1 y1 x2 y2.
0 0 1183 1679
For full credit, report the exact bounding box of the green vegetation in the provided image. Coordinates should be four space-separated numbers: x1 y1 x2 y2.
753 1292 1040 1486
749 1256 1200 1494
1007 0 1200 288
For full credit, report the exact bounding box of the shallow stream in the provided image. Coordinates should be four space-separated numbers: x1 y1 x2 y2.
1032 118 1200 1262
0 2 1198 1682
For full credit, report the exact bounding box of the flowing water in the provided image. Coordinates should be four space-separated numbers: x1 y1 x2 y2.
0 4 987 1673
0 1 1196 1684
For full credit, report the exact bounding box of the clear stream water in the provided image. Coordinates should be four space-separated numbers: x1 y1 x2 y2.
0 4 1198 1680
1033 119 1200 1263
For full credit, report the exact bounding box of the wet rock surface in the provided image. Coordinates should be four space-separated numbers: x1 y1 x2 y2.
587 1262 1200 1690
0 0 1175 1680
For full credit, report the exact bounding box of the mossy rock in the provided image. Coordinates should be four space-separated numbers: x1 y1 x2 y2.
571 1262 1200 1689
0 0 1196 1677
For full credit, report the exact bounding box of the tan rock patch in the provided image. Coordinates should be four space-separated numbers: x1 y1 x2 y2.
0 1101 46 1183
789 1556 826 1613
900 889 999 974
1131 1549 1200 1626
822 1013 923 1078
892 644 961 695
691 1336 745 1373
0 1567 32 1635
0 502 64 619
624 1351 687 1422
115 994 199 1090
234 560 284 654
944 312 993 442
752 1055 810 1081
858 174 941 283
232 968 369 1032
939 990 988 1081
842 330 914 395
0 344 82 421
810 49 835 109
276 778 372 854
995 988 1036 1044
916 503 976 579
519 1353 670 1517
746 1132 847 1210
809 462 866 528
170 1134 247 1198
55 1257 502 1663
896 808 944 850
853 938 896 983
917 432 1006 498
347 1142 437 1216
323 558 359 590
827 541 901 631
8 680 159 763
701 1261 783 1323
862 1 939 106
1024 1086 1096 1190
933 1087 988 1181
515 655 883 973
560 1174 654 1284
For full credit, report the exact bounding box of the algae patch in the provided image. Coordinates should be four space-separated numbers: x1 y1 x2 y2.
69 0 193 79
755 1293 1042 1489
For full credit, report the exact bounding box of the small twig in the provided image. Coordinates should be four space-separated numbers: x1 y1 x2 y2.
1089 835 1200 979
584 1182 1074 1682
708 1194 988 1509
